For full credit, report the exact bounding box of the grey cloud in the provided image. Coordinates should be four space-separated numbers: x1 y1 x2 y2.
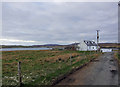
2 2 118 45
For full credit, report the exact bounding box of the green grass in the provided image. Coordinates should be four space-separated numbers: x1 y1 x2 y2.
114 51 120 63
117 50 120 60
2 50 100 86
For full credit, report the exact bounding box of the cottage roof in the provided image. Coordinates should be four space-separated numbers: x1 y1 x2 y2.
84 40 97 46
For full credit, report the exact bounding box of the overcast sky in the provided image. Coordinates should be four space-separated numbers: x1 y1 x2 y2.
2 2 118 45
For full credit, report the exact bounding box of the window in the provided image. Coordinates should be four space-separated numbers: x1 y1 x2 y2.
93 47 94 49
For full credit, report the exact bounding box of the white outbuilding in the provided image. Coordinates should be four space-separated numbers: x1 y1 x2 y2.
100 48 112 52
76 40 99 51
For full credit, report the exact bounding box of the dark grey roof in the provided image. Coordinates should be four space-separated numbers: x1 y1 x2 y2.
84 40 97 46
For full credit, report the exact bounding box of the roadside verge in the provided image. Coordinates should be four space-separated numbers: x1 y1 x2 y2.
51 55 100 85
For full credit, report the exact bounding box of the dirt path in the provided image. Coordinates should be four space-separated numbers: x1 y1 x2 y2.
57 52 118 85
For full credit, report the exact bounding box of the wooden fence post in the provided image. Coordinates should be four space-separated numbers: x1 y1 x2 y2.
18 61 22 86
70 54 72 65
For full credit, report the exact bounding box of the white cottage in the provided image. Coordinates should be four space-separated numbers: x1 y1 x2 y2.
76 40 98 51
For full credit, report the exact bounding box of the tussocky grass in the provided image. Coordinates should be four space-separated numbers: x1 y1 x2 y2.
2 50 100 86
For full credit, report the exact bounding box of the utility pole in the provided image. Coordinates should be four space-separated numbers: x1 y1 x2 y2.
96 30 100 51
118 1 120 44
118 1 120 6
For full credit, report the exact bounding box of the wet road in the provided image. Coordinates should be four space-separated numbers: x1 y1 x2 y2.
57 52 118 85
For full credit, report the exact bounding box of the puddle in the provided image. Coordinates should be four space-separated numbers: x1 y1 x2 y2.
110 59 114 61
66 78 75 83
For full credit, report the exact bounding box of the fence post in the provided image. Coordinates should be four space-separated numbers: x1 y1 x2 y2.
70 54 72 65
18 61 22 86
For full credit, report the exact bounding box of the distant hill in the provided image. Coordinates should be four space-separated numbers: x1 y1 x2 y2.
69 43 80 46
98 43 119 48
2 43 120 48
1 44 68 48
41 44 61 46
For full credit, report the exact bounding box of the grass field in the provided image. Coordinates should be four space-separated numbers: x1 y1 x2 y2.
2 50 100 86
118 52 120 60
0 52 2 87
114 51 120 63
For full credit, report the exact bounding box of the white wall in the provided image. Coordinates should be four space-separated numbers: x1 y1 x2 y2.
88 46 97 51
77 41 88 51
100 48 112 52
77 41 98 51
